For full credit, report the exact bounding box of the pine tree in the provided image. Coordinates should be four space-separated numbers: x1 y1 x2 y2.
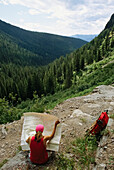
64 64 72 89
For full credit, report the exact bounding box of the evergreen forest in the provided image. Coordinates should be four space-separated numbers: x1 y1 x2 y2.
0 19 87 66
0 14 114 124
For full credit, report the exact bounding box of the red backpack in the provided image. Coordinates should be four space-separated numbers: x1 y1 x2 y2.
89 111 109 135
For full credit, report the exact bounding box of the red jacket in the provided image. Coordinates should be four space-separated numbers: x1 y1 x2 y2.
30 136 48 164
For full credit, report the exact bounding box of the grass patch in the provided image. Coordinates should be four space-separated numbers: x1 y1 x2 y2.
72 136 98 169
16 86 96 113
110 129 114 134
0 159 8 168
80 117 87 123
16 145 22 153
101 128 110 136
56 154 74 170
110 114 114 119
40 86 96 111
108 156 114 166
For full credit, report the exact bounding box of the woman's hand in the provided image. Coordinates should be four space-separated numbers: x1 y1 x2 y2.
44 119 60 142
55 120 60 126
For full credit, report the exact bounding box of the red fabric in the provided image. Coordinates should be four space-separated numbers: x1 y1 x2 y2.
99 112 109 125
90 112 109 135
30 136 48 164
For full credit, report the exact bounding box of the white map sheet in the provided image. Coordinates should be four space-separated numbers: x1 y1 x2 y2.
21 112 61 152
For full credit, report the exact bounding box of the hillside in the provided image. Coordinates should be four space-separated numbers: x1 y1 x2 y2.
0 19 87 66
105 13 114 29
0 13 113 101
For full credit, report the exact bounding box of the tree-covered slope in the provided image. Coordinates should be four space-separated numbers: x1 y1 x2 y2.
0 14 114 124
105 13 114 29
0 31 43 65
0 19 87 65
0 14 113 101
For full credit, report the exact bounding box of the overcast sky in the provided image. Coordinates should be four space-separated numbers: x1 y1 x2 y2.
0 0 114 36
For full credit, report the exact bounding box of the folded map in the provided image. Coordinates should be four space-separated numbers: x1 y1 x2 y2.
21 112 61 152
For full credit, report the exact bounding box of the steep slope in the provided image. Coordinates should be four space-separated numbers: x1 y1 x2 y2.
0 19 87 65
105 13 114 29
0 31 43 65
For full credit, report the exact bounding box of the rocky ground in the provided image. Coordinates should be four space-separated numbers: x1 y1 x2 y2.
0 85 114 170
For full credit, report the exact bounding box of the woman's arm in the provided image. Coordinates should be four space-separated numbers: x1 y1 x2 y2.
44 120 60 143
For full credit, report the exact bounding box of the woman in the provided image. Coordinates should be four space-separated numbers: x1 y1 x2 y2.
26 120 60 164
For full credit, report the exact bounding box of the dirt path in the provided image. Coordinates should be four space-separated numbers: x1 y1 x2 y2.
0 85 114 169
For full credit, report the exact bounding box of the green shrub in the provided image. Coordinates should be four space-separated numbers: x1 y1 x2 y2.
72 136 98 169
30 104 45 113
16 145 22 154
56 154 74 170
110 114 114 119
0 159 8 168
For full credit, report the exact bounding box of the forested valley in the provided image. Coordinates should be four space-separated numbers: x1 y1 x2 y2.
0 14 114 124
0 19 87 66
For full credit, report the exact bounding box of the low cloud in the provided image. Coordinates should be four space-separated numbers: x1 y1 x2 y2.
0 0 114 35
28 9 40 15
0 0 9 5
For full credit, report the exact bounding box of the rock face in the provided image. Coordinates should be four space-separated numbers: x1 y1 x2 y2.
0 85 114 169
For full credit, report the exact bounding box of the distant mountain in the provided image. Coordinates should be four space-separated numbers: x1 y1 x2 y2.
0 19 87 66
71 34 97 42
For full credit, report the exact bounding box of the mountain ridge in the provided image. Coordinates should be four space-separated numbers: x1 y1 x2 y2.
0 19 87 66
105 13 114 30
